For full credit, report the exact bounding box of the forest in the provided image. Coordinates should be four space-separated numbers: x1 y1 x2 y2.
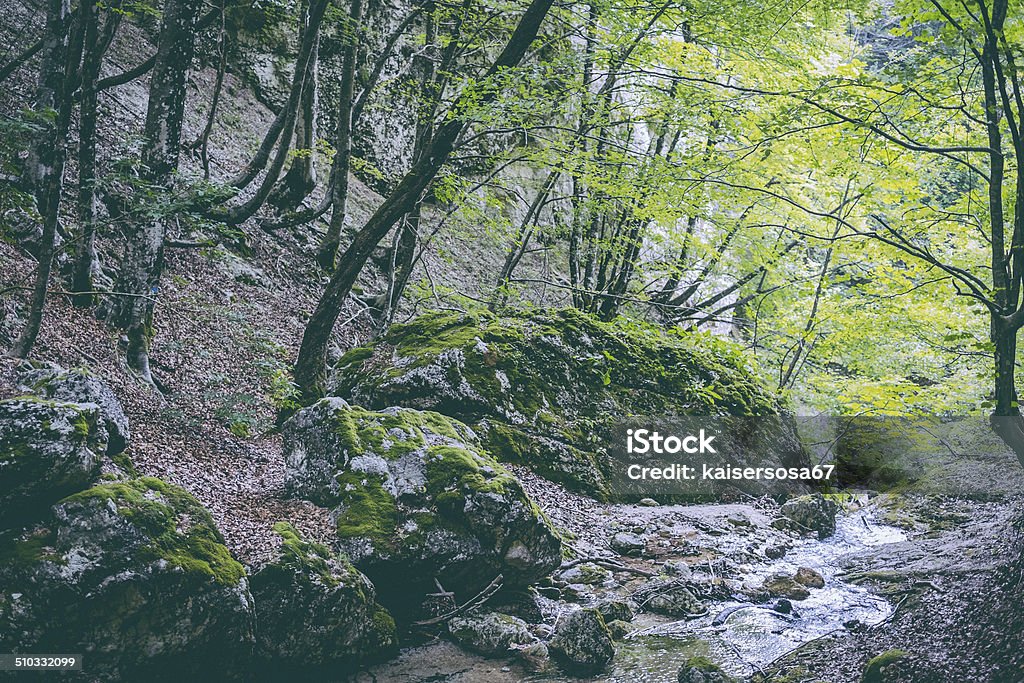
1 0 1024 679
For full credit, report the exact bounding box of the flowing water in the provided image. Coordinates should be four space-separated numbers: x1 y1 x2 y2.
526 509 907 682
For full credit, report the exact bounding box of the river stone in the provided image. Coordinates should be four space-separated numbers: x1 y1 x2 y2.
606 619 631 639
0 398 103 523
549 608 615 675
761 574 811 601
556 562 611 585
610 531 647 556
282 399 562 609
447 611 534 656
861 649 910 683
774 494 839 538
596 598 634 623
0 476 254 681
249 522 396 670
795 566 825 588
18 364 130 455
677 655 736 683
634 578 706 617
330 309 807 499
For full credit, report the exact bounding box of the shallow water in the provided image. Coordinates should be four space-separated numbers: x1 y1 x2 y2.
363 507 908 683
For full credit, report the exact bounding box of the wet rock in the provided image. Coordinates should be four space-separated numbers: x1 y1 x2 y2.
761 574 811 601
765 543 790 559
494 588 546 623
17 364 130 455
556 562 611 585
596 598 634 623
663 560 694 578
549 608 615 675
606 619 631 639
282 399 562 611
0 399 103 523
249 523 396 670
794 566 825 588
516 640 553 672
610 531 646 556
773 598 794 614
861 649 910 683
447 611 534 657
330 309 807 499
774 494 839 538
639 497 660 506
634 578 706 617
0 477 255 681
677 655 736 683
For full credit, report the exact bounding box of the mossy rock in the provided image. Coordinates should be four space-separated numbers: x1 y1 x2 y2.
331 308 802 499
678 655 736 683
549 607 615 675
17 362 131 455
861 650 909 683
0 477 254 681
249 523 396 671
282 399 562 613
0 398 104 525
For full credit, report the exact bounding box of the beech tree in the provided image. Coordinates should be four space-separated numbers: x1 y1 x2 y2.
293 0 557 402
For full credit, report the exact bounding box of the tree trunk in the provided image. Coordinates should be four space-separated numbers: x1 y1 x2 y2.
270 27 319 209
11 0 83 357
111 0 201 382
316 0 363 270
294 0 556 402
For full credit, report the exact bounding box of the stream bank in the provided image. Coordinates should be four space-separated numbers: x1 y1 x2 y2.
358 465 1019 683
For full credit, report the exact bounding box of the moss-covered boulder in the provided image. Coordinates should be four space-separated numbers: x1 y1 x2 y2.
17 363 130 455
282 398 562 610
331 309 804 498
0 477 254 681
249 522 396 671
549 607 615 675
677 655 736 683
0 398 104 524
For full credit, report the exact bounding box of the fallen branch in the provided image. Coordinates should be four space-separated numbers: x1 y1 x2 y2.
413 574 503 626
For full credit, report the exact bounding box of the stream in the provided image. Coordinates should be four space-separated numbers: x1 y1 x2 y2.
361 506 909 683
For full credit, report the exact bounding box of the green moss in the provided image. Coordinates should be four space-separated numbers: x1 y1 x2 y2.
424 445 511 498
334 471 399 547
0 528 61 568
61 477 245 585
862 650 908 683
683 656 724 672
110 452 139 477
271 521 340 586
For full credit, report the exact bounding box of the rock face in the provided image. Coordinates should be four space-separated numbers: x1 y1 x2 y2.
331 309 806 498
18 364 130 455
282 398 562 606
0 398 104 522
677 655 736 683
446 611 535 656
549 608 615 675
0 477 255 681
249 522 396 670
774 494 839 538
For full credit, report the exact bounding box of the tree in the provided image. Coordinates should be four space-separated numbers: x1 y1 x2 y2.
293 0 557 402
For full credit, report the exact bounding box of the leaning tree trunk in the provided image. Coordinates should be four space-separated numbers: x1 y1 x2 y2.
10 0 83 358
111 0 201 383
294 0 557 403
270 32 319 210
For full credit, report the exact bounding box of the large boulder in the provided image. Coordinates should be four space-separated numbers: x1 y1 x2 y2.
18 363 130 455
0 477 255 681
549 608 615 675
282 399 562 609
330 309 806 499
774 494 839 538
0 398 104 523
249 522 396 671
446 610 535 656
